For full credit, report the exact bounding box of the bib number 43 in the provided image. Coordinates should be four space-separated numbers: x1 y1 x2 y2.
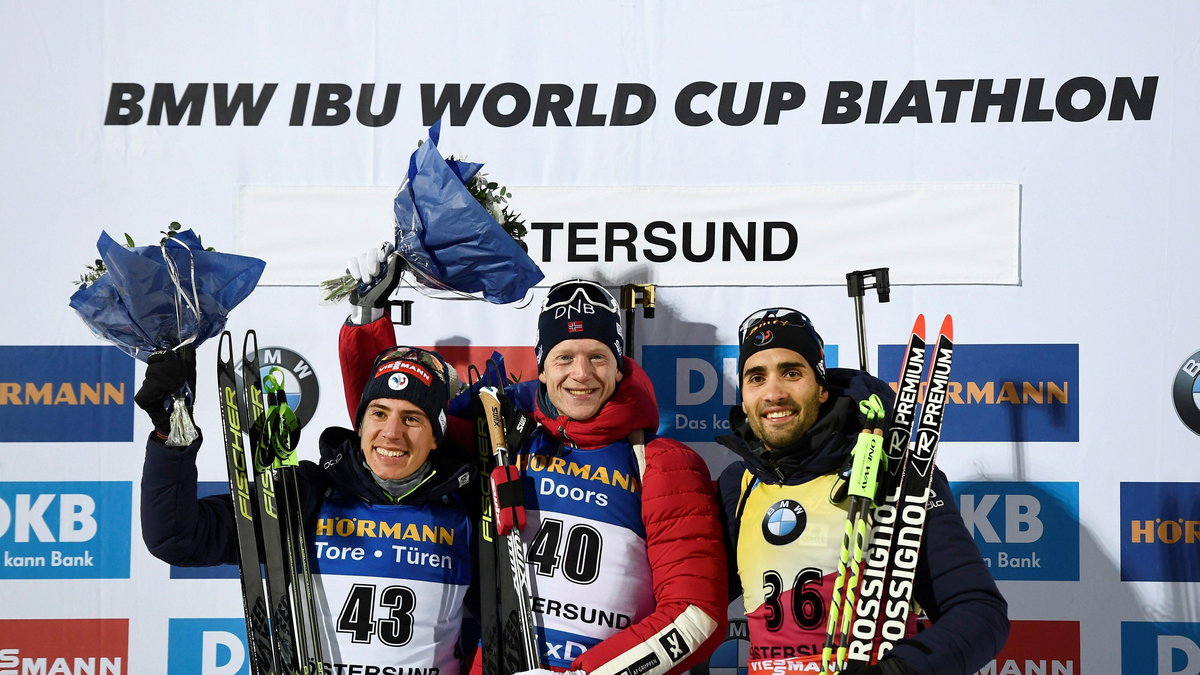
337 583 417 646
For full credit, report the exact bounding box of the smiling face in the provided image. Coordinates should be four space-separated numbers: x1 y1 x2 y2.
740 347 829 450
538 338 624 421
358 398 437 481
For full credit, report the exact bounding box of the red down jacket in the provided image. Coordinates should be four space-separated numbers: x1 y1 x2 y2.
340 316 727 675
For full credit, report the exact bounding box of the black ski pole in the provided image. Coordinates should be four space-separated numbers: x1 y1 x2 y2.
619 283 656 359
846 268 890 372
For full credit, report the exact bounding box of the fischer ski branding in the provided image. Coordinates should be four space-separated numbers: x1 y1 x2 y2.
218 330 322 675
217 331 276 675
244 332 301 675
479 386 543 674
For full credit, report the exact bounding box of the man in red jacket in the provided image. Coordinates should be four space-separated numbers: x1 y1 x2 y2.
340 249 726 675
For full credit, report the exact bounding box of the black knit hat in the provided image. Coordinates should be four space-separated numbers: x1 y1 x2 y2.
356 346 451 441
535 279 624 371
737 308 826 385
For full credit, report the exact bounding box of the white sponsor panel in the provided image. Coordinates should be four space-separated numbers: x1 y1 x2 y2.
240 184 1018 287
5 2 1200 673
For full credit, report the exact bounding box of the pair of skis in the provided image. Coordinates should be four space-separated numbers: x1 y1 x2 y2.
471 357 544 675
821 314 955 673
216 330 325 675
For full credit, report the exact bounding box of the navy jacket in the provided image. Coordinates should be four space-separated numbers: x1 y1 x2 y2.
716 367 1009 675
140 426 473 567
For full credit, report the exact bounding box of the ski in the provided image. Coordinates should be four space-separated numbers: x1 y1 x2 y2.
476 377 542 675
872 315 954 658
262 368 325 675
823 394 886 673
843 315 927 667
216 331 276 675
242 332 301 675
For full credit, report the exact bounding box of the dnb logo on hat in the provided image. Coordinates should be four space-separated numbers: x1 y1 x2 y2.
1172 350 1200 435
762 499 807 545
235 346 320 429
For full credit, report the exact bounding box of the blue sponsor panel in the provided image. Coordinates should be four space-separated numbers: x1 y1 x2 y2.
170 481 238 579
0 481 131 579
1121 621 1200 675
878 343 1078 442
0 345 134 442
644 344 838 443
1120 482 1200 582
952 481 1079 581
168 618 250 675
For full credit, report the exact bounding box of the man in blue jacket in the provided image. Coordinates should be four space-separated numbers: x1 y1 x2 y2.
137 343 477 673
716 308 1008 675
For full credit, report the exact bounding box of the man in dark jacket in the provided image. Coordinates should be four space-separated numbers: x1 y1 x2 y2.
138 342 476 673
716 308 1008 675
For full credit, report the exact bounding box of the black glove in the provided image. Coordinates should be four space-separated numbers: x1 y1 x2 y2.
135 347 196 440
500 393 536 453
856 656 918 675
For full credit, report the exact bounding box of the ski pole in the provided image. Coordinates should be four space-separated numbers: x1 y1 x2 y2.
822 394 886 674
478 387 543 672
619 283 656 359
845 268 890 372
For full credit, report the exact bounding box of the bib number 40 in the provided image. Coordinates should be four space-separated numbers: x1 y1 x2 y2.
526 518 603 584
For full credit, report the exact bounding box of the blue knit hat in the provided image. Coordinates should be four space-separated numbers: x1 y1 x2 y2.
356 346 451 441
535 280 624 371
737 308 826 385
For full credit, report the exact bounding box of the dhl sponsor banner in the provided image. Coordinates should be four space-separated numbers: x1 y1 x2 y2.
0 346 133 443
238 184 1019 288
167 618 250 675
1121 621 1200 675
644 344 840 443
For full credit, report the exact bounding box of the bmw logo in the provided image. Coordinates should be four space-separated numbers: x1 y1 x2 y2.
693 619 749 675
236 345 321 430
1172 350 1200 435
762 499 807 545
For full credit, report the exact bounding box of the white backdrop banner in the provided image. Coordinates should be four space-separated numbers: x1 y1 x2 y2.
4 2 1199 673
241 183 1019 287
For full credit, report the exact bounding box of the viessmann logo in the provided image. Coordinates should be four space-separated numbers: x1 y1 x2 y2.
972 620 1078 675
878 343 1078 442
0 618 128 674
0 346 133 443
